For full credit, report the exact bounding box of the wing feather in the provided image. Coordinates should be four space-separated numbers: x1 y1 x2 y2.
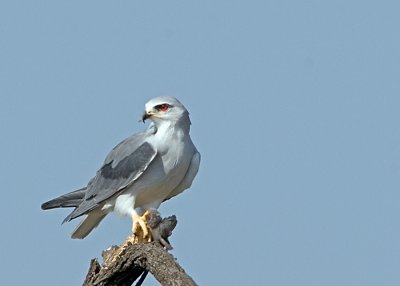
65 132 157 221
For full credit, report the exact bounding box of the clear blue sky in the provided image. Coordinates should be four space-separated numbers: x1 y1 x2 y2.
1 1 399 285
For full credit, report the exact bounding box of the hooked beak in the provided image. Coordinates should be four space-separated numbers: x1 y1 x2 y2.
142 112 152 123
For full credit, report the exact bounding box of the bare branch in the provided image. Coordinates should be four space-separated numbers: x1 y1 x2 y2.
83 242 197 286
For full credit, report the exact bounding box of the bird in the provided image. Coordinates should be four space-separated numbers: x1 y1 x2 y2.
41 97 200 240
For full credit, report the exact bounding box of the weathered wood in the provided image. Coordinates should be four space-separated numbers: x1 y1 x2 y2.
83 211 196 286
83 242 197 286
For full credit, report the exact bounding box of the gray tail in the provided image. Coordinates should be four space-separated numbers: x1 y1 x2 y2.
41 188 86 210
71 209 107 239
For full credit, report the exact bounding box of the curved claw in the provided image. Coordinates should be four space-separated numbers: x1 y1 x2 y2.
132 213 151 240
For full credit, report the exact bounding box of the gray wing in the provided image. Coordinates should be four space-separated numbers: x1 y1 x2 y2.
64 130 157 222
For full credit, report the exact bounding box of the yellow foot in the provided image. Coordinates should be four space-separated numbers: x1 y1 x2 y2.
131 211 153 243
108 211 155 264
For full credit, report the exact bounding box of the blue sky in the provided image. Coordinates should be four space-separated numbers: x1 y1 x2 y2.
1 1 400 285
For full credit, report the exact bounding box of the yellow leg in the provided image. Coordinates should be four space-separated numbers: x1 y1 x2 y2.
110 211 153 263
130 211 153 243
132 213 149 238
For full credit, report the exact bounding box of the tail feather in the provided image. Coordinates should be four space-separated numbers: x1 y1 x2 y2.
42 187 106 239
71 210 107 239
41 188 86 210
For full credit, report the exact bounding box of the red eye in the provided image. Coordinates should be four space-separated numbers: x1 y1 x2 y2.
157 104 170 111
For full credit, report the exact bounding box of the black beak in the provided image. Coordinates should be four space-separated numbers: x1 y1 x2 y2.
142 112 151 123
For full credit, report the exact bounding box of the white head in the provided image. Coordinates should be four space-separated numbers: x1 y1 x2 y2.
142 97 190 126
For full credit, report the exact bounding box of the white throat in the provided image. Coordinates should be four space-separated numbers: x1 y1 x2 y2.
147 119 189 154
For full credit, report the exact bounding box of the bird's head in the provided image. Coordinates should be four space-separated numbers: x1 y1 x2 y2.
142 97 190 125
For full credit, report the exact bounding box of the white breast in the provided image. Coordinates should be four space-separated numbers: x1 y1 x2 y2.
110 120 195 217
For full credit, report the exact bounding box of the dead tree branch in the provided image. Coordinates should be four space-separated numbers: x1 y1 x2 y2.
83 242 197 286
83 211 197 286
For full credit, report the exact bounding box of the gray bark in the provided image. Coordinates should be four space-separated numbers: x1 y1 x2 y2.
83 242 197 286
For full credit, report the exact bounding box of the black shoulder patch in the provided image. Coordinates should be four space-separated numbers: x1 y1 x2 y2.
100 142 155 180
